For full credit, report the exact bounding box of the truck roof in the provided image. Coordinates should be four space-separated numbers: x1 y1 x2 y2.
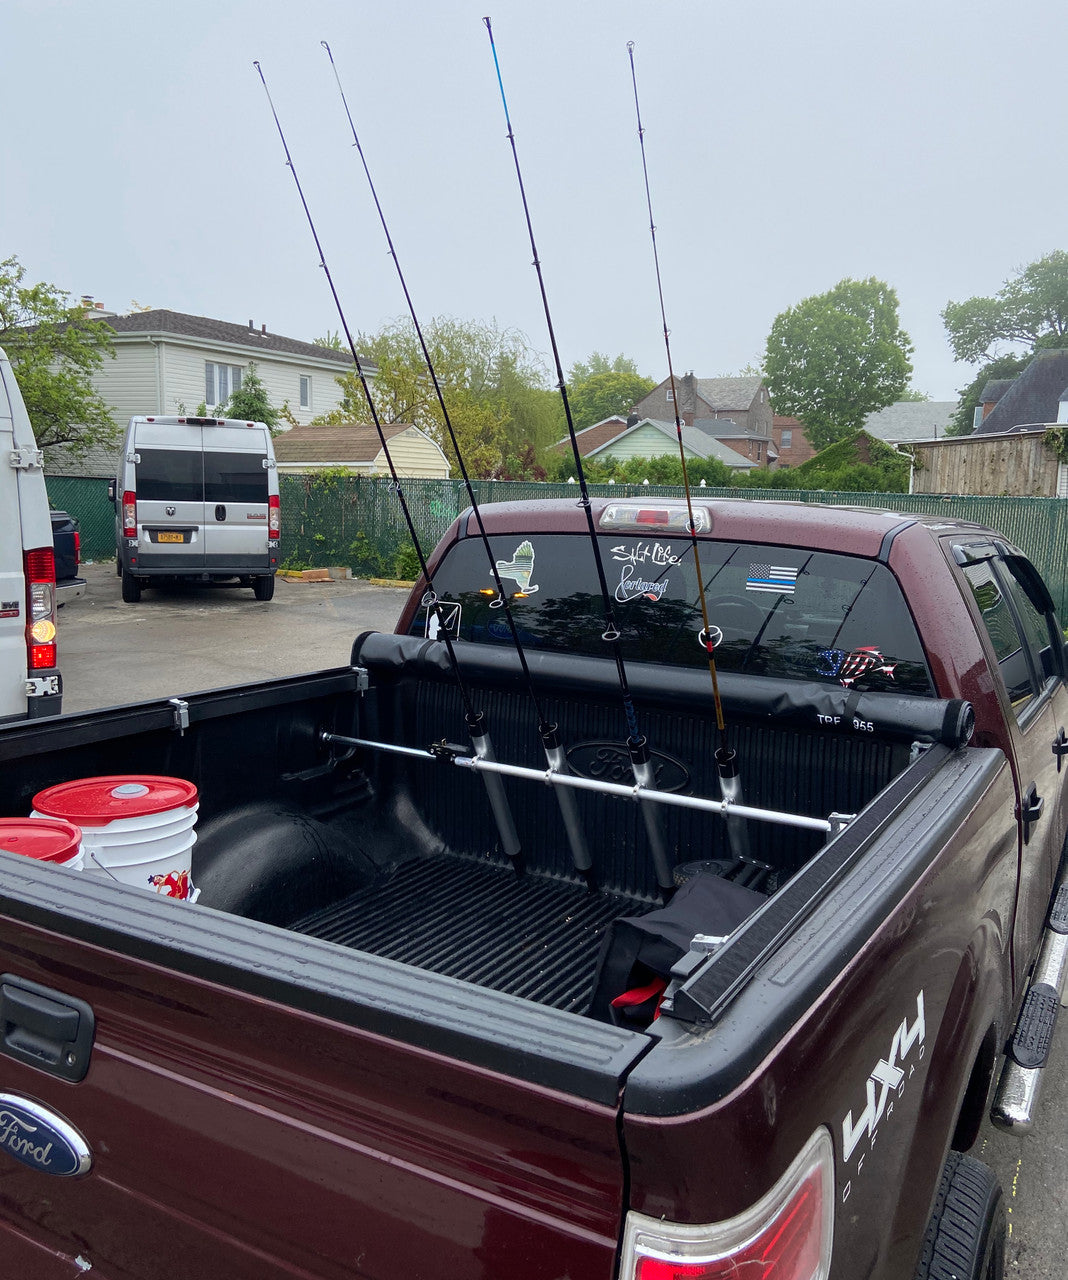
460 497 991 558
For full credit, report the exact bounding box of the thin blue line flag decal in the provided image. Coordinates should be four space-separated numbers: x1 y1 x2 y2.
746 564 799 594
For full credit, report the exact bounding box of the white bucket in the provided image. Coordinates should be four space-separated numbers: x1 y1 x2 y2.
32 776 199 902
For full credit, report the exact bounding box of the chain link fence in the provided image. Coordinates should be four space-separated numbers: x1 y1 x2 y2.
42 473 1068 618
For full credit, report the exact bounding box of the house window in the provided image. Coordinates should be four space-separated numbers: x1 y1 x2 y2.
205 362 243 408
781 430 793 450
666 389 674 403
299 375 312 411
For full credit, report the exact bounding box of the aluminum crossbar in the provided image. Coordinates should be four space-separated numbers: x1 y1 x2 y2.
320 732 848 835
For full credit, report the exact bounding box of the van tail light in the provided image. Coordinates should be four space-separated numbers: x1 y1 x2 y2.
268 493 280 538
122 490 137 538
25 547 58 671
618 1129 833 1280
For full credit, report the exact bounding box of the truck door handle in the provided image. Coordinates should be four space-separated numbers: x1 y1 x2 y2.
215 504 226 521
0 975 95 1083
1017 783 1045 843
1054 727 1068 772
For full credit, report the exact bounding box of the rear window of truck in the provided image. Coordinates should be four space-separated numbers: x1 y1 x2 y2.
413 533 934 695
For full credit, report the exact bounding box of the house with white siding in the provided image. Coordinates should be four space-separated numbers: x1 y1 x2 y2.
273 422 451 479
85 307 358 427
583 418 757 473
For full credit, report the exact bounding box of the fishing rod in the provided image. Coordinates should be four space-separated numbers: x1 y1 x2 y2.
482 16 673 893
320 40 594 885
626 41 750 861
253 59 521 868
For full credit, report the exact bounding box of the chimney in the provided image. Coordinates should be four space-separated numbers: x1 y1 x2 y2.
249 320 254 330
81 295 94 309
261 324 267 334
626 411 639 427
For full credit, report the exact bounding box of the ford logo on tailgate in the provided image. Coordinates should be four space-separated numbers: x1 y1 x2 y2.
0 1095 91 1177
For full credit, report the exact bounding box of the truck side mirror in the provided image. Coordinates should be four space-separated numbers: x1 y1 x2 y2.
107 479 116 504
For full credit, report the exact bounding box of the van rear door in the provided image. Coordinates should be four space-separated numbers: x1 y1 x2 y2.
201 424 272 572
132 420 207 572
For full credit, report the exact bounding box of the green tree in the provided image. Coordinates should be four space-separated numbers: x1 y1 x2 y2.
763 277 914 451
567 370 656 430
331 316 553 478
0 254 117 454
942 251 1068 365
567 351 645 383
215 362 280 433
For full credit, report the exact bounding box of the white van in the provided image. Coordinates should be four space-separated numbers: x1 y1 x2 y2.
112 416 280 603
0 346 62 721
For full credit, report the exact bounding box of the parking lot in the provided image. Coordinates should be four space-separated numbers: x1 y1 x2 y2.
54 564 1068 1273
58 562 408 713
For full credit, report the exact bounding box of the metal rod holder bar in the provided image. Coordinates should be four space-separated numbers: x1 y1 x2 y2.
322 732 844 835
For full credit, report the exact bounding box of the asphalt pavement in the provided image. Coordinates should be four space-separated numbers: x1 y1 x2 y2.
57 562 409 713
53 563 1068 1275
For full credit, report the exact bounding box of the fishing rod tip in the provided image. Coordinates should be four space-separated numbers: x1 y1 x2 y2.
627 40 635 50
320 40 330 49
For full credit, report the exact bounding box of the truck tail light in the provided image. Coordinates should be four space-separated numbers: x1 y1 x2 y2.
122 490 137 538
25 547 58 671
268 493 280 537
618 1129 833 1280
73 529 81 568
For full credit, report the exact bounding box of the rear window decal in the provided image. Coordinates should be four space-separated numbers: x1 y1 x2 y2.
424 599 461 640
611 541 681 568
817 646 898 687
615 564 669 603
746 564 799 594
493 540 540 606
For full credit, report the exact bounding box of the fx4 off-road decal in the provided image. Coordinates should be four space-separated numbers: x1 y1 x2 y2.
840 990 926 1203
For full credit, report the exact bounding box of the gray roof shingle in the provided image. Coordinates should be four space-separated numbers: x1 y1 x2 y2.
976 351 1068 434
103 310 358 366
862 401 959 443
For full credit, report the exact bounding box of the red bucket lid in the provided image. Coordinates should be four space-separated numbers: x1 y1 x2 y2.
32 775 199 825
0 818 83 863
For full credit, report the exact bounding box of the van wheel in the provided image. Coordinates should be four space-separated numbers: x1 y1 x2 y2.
913 1152 1005 1280
253 575 275 602
121 570 142 604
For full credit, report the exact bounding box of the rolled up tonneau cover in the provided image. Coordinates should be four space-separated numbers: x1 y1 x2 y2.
353 631 976 749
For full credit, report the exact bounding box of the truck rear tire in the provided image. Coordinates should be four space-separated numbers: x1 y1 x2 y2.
253 575 275 602
121 570 142 604
913 1151 1005 1280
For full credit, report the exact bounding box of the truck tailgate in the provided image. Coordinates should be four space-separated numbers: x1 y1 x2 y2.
0 863 647 1280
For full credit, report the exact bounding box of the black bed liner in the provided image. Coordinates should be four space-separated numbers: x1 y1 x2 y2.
290 853 650 1013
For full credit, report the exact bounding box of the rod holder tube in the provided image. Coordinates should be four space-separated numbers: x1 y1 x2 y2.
630 737 675 892
541 733 593 874
468 722 522 862
715 748 752 863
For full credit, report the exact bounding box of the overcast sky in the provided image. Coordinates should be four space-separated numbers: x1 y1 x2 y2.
3 0 1065 403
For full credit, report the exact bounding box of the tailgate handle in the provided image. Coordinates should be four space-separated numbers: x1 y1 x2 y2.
0 975 95 1083
215 504 226 521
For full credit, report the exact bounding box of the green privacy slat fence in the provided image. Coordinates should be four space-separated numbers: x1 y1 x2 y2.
44 477 115 562
42 472 1068 620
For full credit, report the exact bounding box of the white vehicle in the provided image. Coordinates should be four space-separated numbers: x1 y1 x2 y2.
111 416 280 603
0 346 62 721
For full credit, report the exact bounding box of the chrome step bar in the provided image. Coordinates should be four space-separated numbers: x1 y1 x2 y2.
991 881 1068 1133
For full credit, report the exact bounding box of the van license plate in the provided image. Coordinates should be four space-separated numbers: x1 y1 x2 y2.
156 532 185 543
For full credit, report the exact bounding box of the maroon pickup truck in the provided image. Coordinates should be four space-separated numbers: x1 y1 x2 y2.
0 497 1066 1280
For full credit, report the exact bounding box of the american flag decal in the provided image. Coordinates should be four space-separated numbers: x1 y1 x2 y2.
746 564 799 594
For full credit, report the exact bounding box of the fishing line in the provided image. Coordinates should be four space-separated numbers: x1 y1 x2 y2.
321 40 594 882
483 17 674 893
254 58 521 865
626 40 728 748
627 41 758 862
